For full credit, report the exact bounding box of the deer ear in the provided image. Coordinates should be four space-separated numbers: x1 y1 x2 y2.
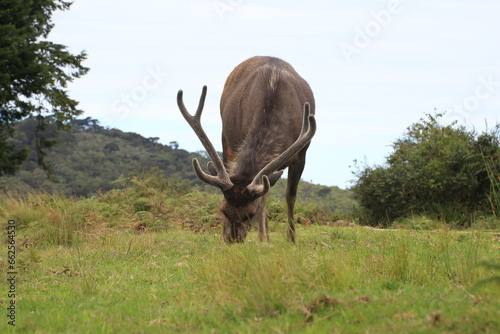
268 170 284 187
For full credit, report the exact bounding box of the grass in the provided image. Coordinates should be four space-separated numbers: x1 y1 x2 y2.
1 177 499 333
1 223 499 333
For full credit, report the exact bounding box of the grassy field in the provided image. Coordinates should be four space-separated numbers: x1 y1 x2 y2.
1 179 499 333
2 220 499 333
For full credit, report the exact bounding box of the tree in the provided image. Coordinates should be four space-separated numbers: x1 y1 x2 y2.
0 0 88 177
352 113 500 226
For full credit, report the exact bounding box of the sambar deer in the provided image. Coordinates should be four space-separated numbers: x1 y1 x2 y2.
177 56 315 243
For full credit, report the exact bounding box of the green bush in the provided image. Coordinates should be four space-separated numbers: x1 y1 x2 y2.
352 113 500 226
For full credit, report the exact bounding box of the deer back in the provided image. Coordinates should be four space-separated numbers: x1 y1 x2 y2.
220 56 315 186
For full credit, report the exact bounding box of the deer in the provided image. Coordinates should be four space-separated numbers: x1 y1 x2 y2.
177 56 316 243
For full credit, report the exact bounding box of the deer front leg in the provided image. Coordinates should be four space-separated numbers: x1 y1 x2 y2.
286 196 296 243
285 150 307 243
222 217 238 243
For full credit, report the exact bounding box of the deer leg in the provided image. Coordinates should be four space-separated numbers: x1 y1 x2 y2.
222 217 238 243
285 149 307 243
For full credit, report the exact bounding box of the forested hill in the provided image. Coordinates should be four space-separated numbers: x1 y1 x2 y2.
2 117 356 211
3 117 210 196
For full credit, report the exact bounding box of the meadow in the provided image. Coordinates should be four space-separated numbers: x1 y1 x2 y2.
1 179 499 333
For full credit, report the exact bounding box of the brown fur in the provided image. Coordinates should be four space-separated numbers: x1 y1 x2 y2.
178 56 315 243
219 56 315 242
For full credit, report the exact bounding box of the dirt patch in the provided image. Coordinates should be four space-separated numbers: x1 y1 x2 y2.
326 220 360 228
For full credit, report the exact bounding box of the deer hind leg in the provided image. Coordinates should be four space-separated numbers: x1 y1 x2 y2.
285 148 308 243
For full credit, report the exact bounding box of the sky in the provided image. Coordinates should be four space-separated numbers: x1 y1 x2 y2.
49 0 500 188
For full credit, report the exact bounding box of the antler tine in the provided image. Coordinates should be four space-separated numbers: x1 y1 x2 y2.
177 86 233 191
248 102 316 193
301 102 312 134
195 85 207 118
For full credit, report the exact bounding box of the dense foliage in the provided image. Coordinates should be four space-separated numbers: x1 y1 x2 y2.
352 113 500 226
0 0 88 176
1 116 211 195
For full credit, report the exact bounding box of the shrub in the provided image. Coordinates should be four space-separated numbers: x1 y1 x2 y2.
352 113 500 226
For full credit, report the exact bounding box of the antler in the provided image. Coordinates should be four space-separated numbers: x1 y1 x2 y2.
248 102 316 196
177 86 233 191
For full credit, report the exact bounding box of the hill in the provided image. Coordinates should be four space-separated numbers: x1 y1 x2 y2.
1 116 356 212
1 117 210 195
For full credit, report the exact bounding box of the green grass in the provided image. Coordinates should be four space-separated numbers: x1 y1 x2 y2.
2 224 499 333
1 177 499 333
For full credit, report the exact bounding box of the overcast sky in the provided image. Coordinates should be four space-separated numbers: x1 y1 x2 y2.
50 0 500 188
